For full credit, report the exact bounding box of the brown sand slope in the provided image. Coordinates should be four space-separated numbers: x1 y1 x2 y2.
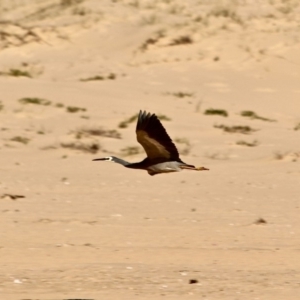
1 1 300 299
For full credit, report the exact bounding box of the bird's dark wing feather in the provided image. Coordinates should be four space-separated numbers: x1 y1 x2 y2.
136 110 180 160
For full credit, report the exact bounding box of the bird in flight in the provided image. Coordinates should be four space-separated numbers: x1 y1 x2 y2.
93 110 209 176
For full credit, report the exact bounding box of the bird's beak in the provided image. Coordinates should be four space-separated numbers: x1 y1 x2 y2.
196 166 209 171
92 158 107 161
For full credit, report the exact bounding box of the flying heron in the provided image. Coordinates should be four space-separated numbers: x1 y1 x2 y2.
93 110 209 176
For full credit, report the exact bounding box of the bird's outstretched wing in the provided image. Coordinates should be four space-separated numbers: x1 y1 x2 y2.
136 110 180 160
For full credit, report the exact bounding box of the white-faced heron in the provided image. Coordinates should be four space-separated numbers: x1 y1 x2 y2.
93 110 209 176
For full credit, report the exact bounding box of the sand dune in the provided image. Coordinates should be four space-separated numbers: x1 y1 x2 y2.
1 0 300 299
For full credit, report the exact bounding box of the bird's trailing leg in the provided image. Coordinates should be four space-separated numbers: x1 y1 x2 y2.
180 165 209 171
195 166 209 171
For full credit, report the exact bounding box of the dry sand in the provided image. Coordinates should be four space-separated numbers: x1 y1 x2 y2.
1 0 300 299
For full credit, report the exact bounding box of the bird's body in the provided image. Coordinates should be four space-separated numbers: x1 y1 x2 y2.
93 110 208 176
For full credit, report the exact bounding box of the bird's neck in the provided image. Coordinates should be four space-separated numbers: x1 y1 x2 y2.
125 161 144 169
113 157 130 166
126 158 164 169
125 158 151 169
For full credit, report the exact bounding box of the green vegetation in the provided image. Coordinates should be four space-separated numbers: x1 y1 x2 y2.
18 98 89 115
273 151 285 160
166 91 194 98
205 152 229 160
174 137 191 155
11 136 30 144
157 114 171 121
118 114 139 128
140 30 164 51
240 110 276 122
61 0 83 6
8 69 32 78
19 97 51 106
294 123 300 131
273 151 300 162
107 73 116 80
140 37 158 51
66 106 86 113
236 140 258 147
204 108 228 117
214 124 257 134
170 35 193 46
60 141 100 154
121 146 142 156
74 127 121 139
174 137 190 144
208 6 243 25
80 73 116 82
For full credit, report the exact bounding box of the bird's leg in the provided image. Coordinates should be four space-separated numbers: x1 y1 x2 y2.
180 165 209 171
195 166 209 171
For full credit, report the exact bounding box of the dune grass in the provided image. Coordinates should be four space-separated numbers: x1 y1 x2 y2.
204 108 228 117
240 110 276 122
19 97 51 106
60 141 100 154
73 127 121 139
214 124 257 134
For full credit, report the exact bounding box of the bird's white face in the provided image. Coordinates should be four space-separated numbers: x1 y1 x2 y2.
105 156 114 162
